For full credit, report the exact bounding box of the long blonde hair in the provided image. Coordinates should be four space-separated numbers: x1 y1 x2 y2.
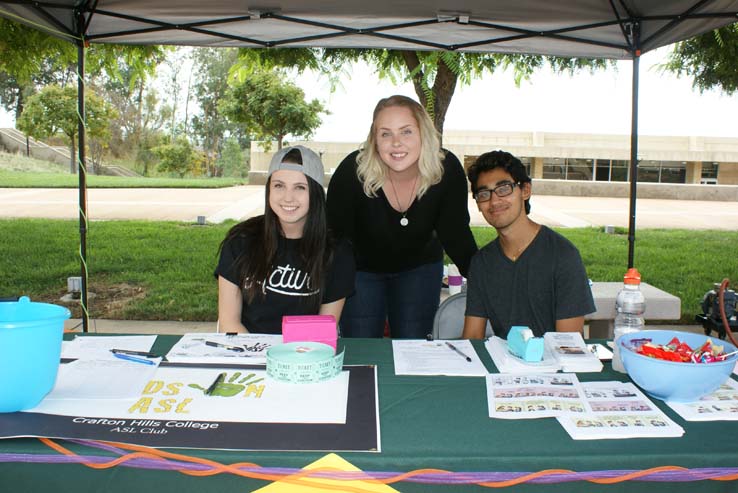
356 95 444 198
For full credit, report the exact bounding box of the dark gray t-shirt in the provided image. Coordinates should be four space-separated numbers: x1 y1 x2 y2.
465 226 595 338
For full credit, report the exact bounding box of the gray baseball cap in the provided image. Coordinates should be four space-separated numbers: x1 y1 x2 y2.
268 145 325 186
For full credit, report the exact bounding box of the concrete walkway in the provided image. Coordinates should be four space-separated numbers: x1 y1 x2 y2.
2 186 738 229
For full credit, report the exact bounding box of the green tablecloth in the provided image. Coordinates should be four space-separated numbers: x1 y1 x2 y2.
1 335 737 492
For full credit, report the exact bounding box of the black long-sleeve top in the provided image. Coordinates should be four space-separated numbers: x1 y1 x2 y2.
326 149 478 277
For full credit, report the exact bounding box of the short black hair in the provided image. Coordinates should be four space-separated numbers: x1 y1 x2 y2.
467 150 532 214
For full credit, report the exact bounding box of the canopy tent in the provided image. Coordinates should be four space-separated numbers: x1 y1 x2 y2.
2 1 737 332
2 1 737 56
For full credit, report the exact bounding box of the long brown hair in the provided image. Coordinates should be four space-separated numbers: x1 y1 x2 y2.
219 150 332 311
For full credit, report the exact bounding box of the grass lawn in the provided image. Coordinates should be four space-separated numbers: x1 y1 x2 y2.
0 170 247 188
1 219 736 324
0 152 247 188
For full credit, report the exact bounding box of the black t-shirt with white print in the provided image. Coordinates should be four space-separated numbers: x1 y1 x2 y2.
215 232 355 334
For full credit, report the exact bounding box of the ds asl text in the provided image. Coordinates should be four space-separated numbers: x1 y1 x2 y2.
127 381 193 414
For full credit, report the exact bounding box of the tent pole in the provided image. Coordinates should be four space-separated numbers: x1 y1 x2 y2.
76 13 89 333
627 32 641 269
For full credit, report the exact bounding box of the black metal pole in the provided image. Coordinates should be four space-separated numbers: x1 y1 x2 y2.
627 26 641 269
77 13 89 333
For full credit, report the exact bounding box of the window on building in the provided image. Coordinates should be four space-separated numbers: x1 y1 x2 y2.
519 157 532 177
702 162 719 180
611 160 629 182
567 158 594 181
542 158 565 179
660 163 686 183
637 160 686 183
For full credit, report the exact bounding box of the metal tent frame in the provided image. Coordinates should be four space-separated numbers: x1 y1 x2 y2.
2 1 737 331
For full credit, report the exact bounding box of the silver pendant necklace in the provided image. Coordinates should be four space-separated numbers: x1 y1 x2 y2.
388 173 418 227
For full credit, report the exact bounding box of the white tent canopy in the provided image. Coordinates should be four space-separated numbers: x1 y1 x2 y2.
2 1 737 331
2 1 737 57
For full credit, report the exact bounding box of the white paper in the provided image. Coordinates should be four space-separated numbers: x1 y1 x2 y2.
544 332 603 373
587 344 613 361
44 358 160 400
61 335 157 360
165 333 282 364
28 366 349 424
485 337 561 374
487 373 586 419
557 382 684 439
667 378 738 421
392 340 488 376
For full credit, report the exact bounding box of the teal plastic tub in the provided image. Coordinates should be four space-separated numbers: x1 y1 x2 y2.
0 296 70 412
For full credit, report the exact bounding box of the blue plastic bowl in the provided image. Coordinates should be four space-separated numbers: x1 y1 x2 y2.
0 296 70 412
618 330 738 403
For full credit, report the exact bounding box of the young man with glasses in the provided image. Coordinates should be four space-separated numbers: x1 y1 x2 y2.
462 150 595 339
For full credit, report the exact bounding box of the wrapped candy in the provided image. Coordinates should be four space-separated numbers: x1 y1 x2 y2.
634 336 729 364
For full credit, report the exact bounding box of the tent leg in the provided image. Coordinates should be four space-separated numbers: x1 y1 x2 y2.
627 51 640 269
77 16 89 333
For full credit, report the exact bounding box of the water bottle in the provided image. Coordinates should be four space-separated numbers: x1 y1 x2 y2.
612 268 646 373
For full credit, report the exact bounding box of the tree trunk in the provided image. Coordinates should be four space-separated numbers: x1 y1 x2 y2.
400 51 458 144
134 79 144 147
69 137 77 174
431 58 458 140
14 90 24 121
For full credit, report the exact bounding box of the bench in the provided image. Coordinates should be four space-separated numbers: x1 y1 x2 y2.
587 282 682 339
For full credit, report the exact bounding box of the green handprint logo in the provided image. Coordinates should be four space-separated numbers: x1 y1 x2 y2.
188 371 265 398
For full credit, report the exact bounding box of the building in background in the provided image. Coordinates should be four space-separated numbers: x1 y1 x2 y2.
250 130 738 192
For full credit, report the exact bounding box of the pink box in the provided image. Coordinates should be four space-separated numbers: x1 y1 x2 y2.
281 315 337 351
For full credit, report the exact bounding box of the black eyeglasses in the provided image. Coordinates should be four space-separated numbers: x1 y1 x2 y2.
474 181 519 203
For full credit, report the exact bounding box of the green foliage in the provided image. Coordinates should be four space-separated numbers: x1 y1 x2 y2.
665 24 738 94
17 84 116 141
1 17 169 164
0 18 76 84
217 137 247 177
190 48 240 167
153 136 201 177
220 69 326 149
17 84 117 172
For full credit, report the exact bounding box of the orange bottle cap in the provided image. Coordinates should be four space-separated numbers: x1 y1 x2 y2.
624 268 641 285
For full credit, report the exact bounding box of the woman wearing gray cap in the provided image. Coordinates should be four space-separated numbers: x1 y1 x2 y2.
327 95 477 338
215 146 355 334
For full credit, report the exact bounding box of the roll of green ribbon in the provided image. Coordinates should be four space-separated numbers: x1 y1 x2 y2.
266 342 344 384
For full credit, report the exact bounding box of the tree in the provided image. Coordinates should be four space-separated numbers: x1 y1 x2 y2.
94 48 169 157
220 70 326 149
17 84 117 173
235 48 607 135
664 24 738 95
1 18 167 135
154 136 203 177
190 48 241 176
217 137 247 177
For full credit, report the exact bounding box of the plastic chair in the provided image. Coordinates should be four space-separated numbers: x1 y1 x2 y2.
432 292 493 340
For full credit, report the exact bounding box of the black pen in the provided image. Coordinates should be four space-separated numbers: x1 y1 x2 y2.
110 348 158 358
445 341 472 362
205 372 226 396
205 340 244 352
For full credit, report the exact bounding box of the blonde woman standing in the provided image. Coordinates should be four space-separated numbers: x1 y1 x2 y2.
327 95 477 338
